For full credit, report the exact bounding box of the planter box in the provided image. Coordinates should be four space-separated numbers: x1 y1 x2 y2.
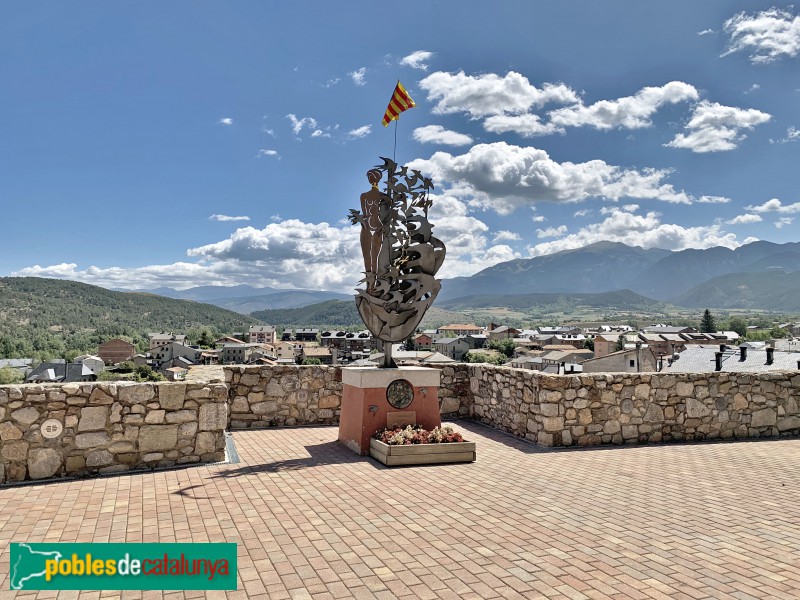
369 438 476 466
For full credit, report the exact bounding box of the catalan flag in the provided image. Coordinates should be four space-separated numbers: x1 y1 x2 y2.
382 81 416 127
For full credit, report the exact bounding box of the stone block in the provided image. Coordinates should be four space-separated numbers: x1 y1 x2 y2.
751 408 777 428
542 416 564 432
142 452 164 461
734 394 748 411
231 397 249 413
86 450 114 467
62 383 81 395
11 406 40 425
75 432 110 449
0 421 23 441
644 403 664 423
251 401 278 416
138 425 179 452
119 384 155 404
27 448 62 480
622 425 638 440
686 398 711 418
88 388 114 405
540 403 560 417
199 403 227 431
159 384 186 410
195 432 216 455
165 409 196 424
439 397 460 414
319 395 339 409
603 420 621 435
108 441 136 453
65 456 86 472
778 416 800 432
78 406 109 432
179 422 198 438
145 410 166 424
2 440 29 461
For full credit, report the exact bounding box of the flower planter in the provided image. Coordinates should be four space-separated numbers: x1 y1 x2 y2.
369 438 476 466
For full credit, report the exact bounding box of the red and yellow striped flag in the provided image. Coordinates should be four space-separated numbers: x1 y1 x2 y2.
382 81 416 127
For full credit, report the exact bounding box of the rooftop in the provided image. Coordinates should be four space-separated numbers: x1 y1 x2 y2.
2 423 798 598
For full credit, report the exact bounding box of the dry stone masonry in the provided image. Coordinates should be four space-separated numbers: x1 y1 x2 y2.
225 365 343 428
0 381 227 483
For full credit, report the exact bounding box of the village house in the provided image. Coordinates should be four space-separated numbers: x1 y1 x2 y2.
148 332 187 351
487 325 521 342
436 324 484 337
73 355 105 375
662 344 800 373
434 337 471 361
301 346 334 365
98 338 136 365
581 346 659 373
248 325 276 345
25 362 97 384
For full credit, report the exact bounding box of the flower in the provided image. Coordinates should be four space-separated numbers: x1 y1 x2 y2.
374 425 464 445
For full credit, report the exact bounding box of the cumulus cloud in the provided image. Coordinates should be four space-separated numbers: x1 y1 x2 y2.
536 225 568 239
349 67 367 86
219 117 233 126
726 213 763 225
526 206 743 257
664 100 771 152
483 114 562 137
697 195 732 204
531 215 546 223
548 81 699 130
408 141 693 214
573 209 592 217
419 71 578 118
209 214 250 222
492 230 521 243
722 7 800 63
745 198 800 213
347 125 372 139
256 149 280 158
775 217 795 228
412 125 473 146
286 114 318 136
400 50 434 70
770 125 800 143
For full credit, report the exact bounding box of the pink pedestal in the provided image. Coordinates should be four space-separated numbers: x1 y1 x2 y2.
338 367 442 455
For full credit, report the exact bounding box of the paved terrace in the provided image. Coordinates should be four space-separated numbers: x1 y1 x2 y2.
1 422 799 600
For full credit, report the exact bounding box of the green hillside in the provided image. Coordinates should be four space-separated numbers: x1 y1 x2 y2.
0 277 263 360
438 289 668 312
672 271 800 311
250 300 471 330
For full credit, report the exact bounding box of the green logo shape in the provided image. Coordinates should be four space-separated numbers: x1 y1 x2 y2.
10 543 237 590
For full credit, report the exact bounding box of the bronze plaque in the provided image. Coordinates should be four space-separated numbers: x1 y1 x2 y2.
387 411 416 429
387 378 414 409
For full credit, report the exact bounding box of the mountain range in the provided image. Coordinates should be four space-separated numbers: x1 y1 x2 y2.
438 240 800 311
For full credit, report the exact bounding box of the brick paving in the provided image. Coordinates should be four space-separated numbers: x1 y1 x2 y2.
1 421 799 599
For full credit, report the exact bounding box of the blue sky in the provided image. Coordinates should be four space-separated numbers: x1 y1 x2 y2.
2 1 799 292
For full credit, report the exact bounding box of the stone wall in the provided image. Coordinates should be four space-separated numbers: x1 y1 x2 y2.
225 365 343 428
469 366 800 446
0 381 228 483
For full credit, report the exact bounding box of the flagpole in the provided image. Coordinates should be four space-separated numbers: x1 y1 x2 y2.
393 119 398 163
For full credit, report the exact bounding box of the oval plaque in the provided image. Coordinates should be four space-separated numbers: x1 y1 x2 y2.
386 379 414 410
40 419 64 439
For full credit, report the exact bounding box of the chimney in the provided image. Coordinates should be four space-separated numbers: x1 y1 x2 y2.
739 345 748 361
719 343 726 353
715 351 723 371
766 347 774 365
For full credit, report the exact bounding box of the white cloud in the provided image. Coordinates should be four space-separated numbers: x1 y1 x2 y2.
419 71 578 118
697 195 732 204
526 207 742 257
310 129 331 138
722 7 800 63
573 209 591 217
698 28 716 36
325 77 340 88
209 214 250 222
400 50 434 71
664 100 771 152
408 141 693 214
256 149 280 158
548 81 699 130
775 217 795 229
349 67 367 86
536 225 568 239
492 230 521 243
219 117 233 126
347 125 372 139
770 125 800 143
262 127 277 137
483 114 562 137
531 215 546 223
726 213 763 225
286 114 318 136
412 125 473 146
745 198 800 213
744 83 761 94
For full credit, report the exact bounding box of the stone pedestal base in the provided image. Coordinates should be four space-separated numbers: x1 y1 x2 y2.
338 367 441 455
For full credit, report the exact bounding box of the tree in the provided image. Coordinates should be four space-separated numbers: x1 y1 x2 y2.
584 338 594 352
0 366 22 384
615 335 626 352
700 309 716 333
728 316 748 338
466 352 504 365
404 337 415 351
302 357 322 365
488 339 515 358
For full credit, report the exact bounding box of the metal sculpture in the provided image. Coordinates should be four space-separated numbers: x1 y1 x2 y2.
349 158 446 368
